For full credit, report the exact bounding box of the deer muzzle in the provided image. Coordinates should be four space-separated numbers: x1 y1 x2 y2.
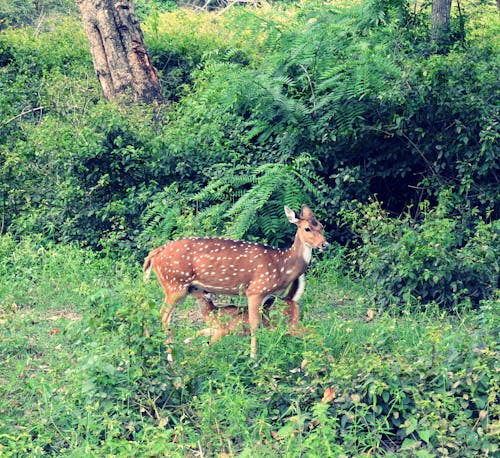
320 241 330 251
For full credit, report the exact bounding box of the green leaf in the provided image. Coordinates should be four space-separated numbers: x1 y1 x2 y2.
418 429 433 444
401 438 422 450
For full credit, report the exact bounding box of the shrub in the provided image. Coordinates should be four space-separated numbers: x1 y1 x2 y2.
144 8 256 100
0 0 77 29
343 191 499 310
1 1 498 258
3 103 176 254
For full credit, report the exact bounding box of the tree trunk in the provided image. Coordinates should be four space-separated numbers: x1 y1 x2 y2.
76 0 163 103
431 0 453 46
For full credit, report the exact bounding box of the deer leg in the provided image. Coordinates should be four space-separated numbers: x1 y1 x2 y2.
282 299 305 337
208 325 231 344
196 313 240 343
160 294 184 331
161 289 187 362
161 301 176 364
283 300 300 327
283 275 305 334
207 306 239 344
247 294 263 359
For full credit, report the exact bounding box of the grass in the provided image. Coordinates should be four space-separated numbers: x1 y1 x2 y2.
0 235 498 457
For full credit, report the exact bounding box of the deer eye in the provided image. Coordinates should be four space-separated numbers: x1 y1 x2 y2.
304 227 312 232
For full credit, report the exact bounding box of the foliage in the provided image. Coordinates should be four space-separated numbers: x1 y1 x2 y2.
137 154 327 250
2 102 172 254
343 191 499 310
135 0 177 21
1 237 498 456
1 1 499 253
193 154 327 243
1 2 499 456
144 8 257 100
0 0 77 29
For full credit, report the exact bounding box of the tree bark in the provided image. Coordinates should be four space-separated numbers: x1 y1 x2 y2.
76 0 163 103
430 0 453 46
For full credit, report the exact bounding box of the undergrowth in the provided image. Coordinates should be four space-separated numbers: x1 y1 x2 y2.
0 236 497 456
342 191 499 311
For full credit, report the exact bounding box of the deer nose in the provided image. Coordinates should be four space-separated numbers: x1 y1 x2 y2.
321 241 330 251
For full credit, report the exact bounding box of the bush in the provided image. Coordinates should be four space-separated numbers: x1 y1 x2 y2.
343 191 499 310
0 0 77 29
144 8 256 100
1 1 498 258
3 103 173 253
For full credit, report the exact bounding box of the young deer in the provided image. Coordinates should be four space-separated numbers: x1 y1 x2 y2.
191 293 275 344
143 204 329 359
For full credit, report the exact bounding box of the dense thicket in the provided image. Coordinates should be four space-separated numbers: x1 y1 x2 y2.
0 1 498 309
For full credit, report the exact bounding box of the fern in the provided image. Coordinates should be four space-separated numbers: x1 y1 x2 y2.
241 70 313 146
193 154 326 245
194 165 256 203
138 184 184 248
225 163 286 238
265 2 404 142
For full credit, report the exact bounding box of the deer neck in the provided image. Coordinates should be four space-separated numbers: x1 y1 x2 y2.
281 232 311 278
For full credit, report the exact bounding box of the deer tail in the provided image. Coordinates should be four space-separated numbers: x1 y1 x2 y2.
143 246 163 282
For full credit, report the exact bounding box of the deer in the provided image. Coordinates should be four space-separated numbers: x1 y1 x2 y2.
143 204 329 359
190 293 276 344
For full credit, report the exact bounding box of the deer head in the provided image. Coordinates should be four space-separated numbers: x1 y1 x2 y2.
285 204 330 253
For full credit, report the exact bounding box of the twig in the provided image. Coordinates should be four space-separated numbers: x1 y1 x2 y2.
215 0 268 17
299 64 316 110
1 106 44 127
34 11 46 36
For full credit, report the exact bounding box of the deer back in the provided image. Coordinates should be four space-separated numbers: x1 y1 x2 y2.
146 237 307 297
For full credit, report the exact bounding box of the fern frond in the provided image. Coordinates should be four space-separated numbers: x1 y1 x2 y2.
194 165 255 203
193 155 325 242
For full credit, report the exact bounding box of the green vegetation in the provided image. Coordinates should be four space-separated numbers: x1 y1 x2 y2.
1 236 498 456
0 0 498 456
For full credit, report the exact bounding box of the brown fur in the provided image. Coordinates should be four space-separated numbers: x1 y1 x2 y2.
144 205 328 359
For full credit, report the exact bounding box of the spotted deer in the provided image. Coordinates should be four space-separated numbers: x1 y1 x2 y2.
190 293 275 344
143 204 329 359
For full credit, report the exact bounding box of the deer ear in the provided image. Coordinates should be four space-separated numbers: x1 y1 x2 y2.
300 204 313 219
284 206 299 224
